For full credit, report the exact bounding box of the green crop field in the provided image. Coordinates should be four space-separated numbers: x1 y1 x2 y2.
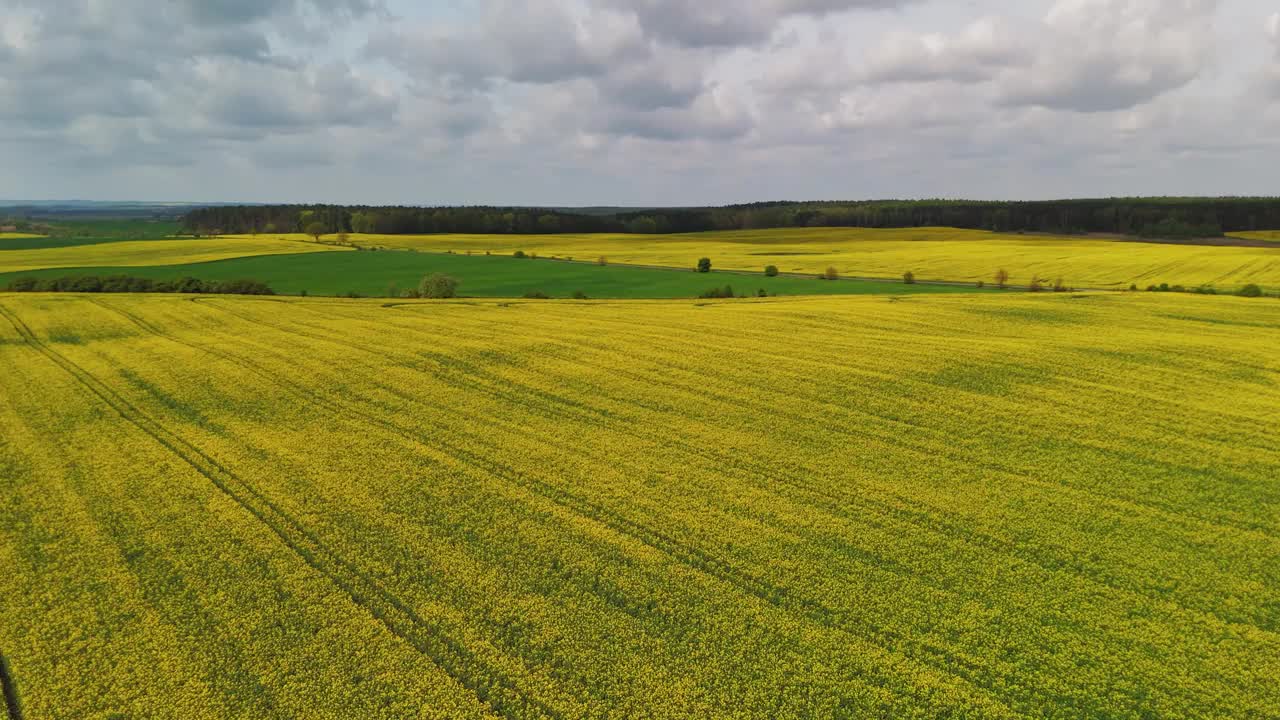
0 250 993 299
268 227 1280 292
1 291 1277 718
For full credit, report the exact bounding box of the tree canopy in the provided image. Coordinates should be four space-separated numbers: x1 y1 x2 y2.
183 197 1280 239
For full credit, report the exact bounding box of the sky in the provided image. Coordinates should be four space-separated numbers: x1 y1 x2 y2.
1 0 1277 206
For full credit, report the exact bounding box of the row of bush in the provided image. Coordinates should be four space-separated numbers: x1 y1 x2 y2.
699 286 775 299
1129 282 1268 297
4 275 276 295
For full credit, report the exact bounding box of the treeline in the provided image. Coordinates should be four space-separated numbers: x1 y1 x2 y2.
183 198 1280 238
5 275 275 295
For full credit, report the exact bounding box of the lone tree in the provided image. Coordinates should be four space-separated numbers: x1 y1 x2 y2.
903 271 916 284
597 256 608 266
419 273 459 299
697 257 712 273
305 222 326 242
764 265 779 277
995 268 1010 289
823 266 839 281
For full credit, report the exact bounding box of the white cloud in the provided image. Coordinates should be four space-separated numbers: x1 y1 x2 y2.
1 0 1277 204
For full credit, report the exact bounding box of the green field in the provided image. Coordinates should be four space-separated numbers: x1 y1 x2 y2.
0 250 994 299
5 222 1280 298
0 220 182 250
280 227 1280 291
1 291 1277 718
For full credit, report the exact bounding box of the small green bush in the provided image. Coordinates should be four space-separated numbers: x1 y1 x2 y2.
523 289 550 299
764 265 779 277
1237 283 1263 298
699 285 735 299
419 273 459 299
903 271 916 285
696 257 712 273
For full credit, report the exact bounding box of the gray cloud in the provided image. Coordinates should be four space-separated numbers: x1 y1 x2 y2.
1 0 1276 204
861 18 1028 84
371 2 647 86
997 0 1218 112
0 0 395 169
605 0 920 48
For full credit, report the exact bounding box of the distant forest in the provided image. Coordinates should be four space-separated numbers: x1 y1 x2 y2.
182 198 1280 238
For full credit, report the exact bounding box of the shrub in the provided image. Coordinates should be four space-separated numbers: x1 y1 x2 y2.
1129 283 1139 291
995 268 1010 289
1028 277 1044 293
1193 285 1217 295
823 267 840 281
597 256 608 266
1052 278 1067 292
213 279 275 295
1170 284 1186 293
903 271 916 285
523 289 550 299
1146 285 1158 292
696 257 712 273
419 273 459 299
305 222 325 241
513 250 527 259
1237 283 1263 298
756 288 768 297
976 280 985 288
699 285 735 299
1158 283 1170 292
572 290 588 300
764 265 779 277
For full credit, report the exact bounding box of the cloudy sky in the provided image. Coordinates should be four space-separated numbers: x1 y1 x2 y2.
1 0 1277 205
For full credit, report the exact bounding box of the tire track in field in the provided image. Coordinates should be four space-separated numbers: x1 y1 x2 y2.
0 302 555 720
358 314 1280 640
102 301 976 712
182 299 1032 715
89 299 609 714
0 653 23 720
221 294 1280 639
208 297 1280 701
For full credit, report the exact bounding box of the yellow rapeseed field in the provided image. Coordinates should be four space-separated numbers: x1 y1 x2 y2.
0 236 347 273
1 291 1278 718
0 233 45 240
249 227 1280 291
